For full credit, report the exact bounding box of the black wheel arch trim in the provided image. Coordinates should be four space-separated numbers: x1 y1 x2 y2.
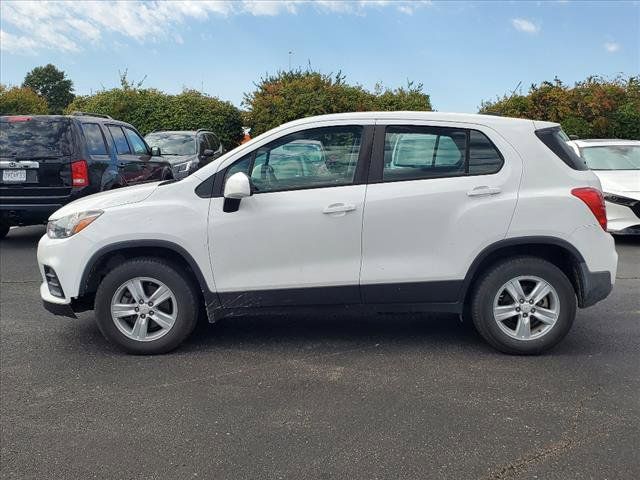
78 240 221 309
460 235 591 305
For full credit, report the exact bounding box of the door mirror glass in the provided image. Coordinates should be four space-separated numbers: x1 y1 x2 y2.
203 149 215 157
224 172 252 199
151 146 161 157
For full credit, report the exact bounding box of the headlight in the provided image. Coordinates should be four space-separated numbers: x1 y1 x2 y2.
174 161 193 173
47 210 103 239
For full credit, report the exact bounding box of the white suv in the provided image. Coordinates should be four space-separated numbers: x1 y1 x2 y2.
38 112 618 355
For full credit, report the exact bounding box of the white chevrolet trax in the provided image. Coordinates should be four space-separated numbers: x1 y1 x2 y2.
37 112 618 355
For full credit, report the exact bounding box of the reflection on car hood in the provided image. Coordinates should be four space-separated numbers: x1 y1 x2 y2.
50 182 161 219
161 154 197 166
594 170 640 197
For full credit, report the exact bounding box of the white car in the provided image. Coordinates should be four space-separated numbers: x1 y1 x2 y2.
567 139 640 234
38 112 618 355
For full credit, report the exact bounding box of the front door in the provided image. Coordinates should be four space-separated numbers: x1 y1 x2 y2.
209 124 372 308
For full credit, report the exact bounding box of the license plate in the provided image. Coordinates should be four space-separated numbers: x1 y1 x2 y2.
2 169 27 182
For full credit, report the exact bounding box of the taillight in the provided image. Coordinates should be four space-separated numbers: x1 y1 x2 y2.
572 187 607 231
71 160 89 187
7 116 32 122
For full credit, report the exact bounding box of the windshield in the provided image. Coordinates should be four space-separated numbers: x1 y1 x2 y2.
144 132 196 156
0 118 73 157
580 145 640 170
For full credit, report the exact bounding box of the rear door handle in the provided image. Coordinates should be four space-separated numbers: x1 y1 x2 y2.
467 186 501 197
323 203 356 214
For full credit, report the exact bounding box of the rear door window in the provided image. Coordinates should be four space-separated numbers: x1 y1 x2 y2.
383 127 466 181
107 125 131 155
82 123 108 156
0 118 73 157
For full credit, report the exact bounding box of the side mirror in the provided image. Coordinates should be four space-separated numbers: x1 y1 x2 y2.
568 135 579 141
203 149 215 157
224 172 252 199
151 146 161 156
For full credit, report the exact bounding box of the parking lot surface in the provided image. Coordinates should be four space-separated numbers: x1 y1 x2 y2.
1 226 639 479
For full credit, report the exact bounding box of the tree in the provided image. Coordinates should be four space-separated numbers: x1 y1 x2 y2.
0 85 49 115
66 84 244 149
479 75 640 139
243 70 432 136
23 64 74 114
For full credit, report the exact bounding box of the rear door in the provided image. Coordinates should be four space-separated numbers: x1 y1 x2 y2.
0 116 76 197
360 122 522 304
106 124 140 184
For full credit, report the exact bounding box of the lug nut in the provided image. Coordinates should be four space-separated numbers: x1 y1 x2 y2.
139 299 144 304
134 307 139 312
140 314 146 319
149 311 154 316
148 302 153 307
516 307 521 312
523 313 528 318
531 308 536 313
519 299 525 303
529 299 534 304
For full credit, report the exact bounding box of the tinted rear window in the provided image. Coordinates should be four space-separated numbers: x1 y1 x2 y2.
0 118 73 157
535 127 588 170
82 123 108 155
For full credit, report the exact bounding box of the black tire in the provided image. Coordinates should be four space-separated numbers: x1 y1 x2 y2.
470 256 576 355
0 224 9 239
94 257 199 354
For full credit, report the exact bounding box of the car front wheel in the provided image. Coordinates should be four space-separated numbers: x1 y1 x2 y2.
471 256 576 355
95 258 199 354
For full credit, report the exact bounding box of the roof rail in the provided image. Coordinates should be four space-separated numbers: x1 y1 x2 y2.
71 111 113 120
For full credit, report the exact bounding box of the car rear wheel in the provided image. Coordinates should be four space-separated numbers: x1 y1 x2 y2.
470 256 576 355
94 258 199 354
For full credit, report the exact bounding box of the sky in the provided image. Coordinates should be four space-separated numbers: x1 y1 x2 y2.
1 0 638 113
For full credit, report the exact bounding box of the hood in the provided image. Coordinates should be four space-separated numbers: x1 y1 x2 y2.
593 170 640 197
161 154 197 166
50 182 161 219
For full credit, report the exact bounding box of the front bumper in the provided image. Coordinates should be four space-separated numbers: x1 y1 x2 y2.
606 200 640 234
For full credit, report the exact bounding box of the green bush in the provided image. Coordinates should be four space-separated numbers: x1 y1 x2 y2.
66 85 244 148
243 70 432 136
479 76 640 139
0 85 49 115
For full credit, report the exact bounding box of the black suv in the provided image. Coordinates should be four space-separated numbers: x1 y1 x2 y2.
144 129 224 180
0 113 173 238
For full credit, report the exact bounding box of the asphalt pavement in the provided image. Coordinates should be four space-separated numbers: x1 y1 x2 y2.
1 226 639 480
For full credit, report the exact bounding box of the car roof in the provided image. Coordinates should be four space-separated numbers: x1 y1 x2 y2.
570 139 640 147
0 114 134 127
263 111 558 132
146 130 214 136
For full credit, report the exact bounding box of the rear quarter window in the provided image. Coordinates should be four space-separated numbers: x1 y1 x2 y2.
82 123 108 155
535 127 588 170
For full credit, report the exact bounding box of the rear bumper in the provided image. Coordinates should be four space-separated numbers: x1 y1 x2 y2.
578 265 613 308
0 203 63 225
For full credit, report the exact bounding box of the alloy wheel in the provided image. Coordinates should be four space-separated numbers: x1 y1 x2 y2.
110 277 178 342
492 275 560 341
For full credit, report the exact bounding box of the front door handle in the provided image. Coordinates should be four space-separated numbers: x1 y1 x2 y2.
323 203 356 214
467 186 501 197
